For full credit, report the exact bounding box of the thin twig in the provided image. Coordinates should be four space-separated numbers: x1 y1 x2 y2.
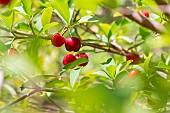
61 26 69 36
47 96 63 111
29 16 36 35
0 90 38 112
73 9 80 22
82 41 124 55
118 7 167 34
128 41 145 50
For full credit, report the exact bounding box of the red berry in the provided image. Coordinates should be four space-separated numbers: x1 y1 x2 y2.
126 53 140 64
128 70 139 78
65 37 81 52
75 53 88 66
8 48 18 55
51 33 65 47
141 11 149 18
0 0 11 5
63 54 76 66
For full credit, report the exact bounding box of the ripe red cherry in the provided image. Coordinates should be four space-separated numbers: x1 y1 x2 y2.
63 54 76 66
75 53 88 66
65 37 81 52
0 0 11 5
51 33 65 47
128 70 139 78
141 11 149 17
126 53 140 64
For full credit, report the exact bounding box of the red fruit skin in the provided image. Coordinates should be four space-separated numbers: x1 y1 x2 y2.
65 37 81 52
8 48 18 55
51 33 65 47
63 54 76 66
141 11 149 17
75 53 88 66
126 53 140 64
128 70 139 78
0 0 11 5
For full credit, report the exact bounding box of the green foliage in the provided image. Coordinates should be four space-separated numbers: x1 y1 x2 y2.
51 0 70 25
0 0 170 113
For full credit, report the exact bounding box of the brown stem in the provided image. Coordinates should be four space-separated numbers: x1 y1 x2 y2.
79 25 100 39
118 7 167 34
158 5 170 18
73 9 80 22
82 41 125 55
155 0 167 5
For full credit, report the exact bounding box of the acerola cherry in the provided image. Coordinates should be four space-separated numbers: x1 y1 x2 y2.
0 0 11 5
65 37 81 52
128 70 139 78
51 33 65 47
126 53 140 64
63 54 76 66
141 11 149 18
75 53 88 66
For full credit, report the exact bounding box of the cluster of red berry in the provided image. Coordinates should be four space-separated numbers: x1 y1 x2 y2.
51 33 88 67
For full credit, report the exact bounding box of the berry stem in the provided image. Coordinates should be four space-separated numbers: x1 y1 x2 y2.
61 26 69 36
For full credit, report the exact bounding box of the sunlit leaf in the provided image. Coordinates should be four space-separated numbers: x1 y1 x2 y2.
51 0 70 25
92 71 110 79
0 11 14 30
41 22 58 33
78 15 98 23
144 54 153 72
21 0 32 15
70 68 81 88
41 7 53 26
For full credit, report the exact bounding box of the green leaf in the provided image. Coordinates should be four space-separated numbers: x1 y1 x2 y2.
21 0 32 15
15 22 29 30
101 58 115 67
92 71 110 79
119 60 132 72
115 71 128 85
78 15 98 23
41 22 58 33
41 7 53 26
157 62 170 70
142 0 157 6
51 0 70 25
144 54 153 72
139 27 151 40
45 80 66 88
8 0 18 11
106 65 116 79
0 40 8 53
108 22 118 40
101 0 117 8
70 68 81 88
99 23 110 37
115 60 132 76
68 0 75 23
60 58 88 75
142 42 150 57
165 54 170 65
75 0 102 11
0 11 14 30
